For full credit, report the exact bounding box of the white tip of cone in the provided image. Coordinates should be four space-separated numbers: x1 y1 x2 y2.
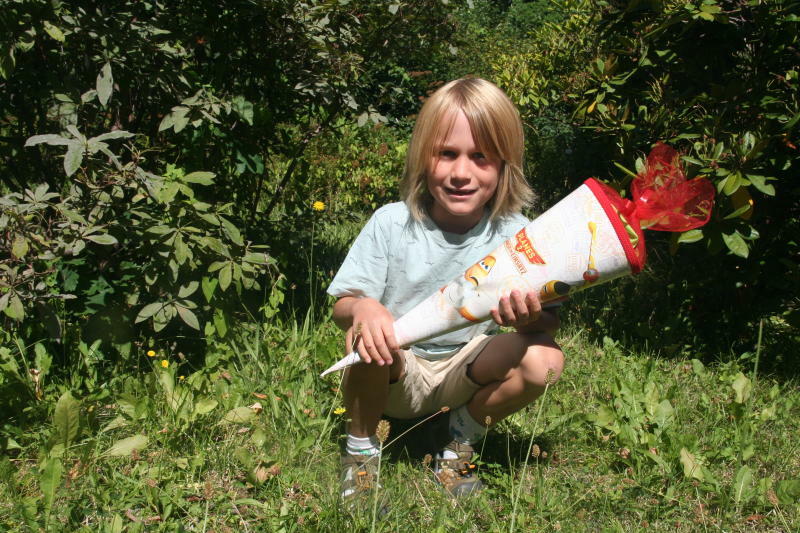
319 351 362 377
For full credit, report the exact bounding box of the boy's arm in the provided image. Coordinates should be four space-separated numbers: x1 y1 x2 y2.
333 296 399 365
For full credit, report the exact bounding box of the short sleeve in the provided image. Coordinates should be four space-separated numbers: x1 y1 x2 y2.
327 210 391 301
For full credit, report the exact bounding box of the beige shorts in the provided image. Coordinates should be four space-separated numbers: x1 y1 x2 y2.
384 334 495 419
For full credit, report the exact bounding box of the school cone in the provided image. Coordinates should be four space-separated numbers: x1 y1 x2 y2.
321 144 715 378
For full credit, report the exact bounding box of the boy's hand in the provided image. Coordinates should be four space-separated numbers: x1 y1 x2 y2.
346 298 399 366
491 289 542 329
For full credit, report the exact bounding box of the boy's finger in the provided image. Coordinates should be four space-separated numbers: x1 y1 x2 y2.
526 291 542 312
510 291 529 322
372 323 393 365
499 295 516 324
525 292 542 322
363 325 386 366
382 326 398 363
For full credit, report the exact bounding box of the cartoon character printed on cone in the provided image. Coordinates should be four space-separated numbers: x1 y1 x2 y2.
442 254 497 322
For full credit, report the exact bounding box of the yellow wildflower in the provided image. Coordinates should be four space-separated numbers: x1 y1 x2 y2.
312 200 326 212
179 375 185 381
147 350 156 357
161 359 169 368
333 407 346 415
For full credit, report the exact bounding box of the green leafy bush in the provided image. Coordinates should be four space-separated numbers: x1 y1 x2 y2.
564 0 800 356
3 127 276 364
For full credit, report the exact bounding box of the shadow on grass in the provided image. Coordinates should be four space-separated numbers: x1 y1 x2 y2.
380 414 561 470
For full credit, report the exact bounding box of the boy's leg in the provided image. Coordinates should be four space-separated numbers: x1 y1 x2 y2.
465 331 564 425
340 357 404 506
343 357 405 437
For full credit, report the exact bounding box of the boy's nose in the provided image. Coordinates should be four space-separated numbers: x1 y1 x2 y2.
451 155 470 179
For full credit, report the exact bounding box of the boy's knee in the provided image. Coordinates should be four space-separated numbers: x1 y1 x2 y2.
519 339 564 388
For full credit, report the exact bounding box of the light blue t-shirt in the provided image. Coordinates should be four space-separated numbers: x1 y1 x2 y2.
327 202 531 359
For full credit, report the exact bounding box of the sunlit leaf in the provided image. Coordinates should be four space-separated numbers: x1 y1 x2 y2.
183 171 215 185
85 233 118 245
53 391 80 448
40 457 62 514
96 62 113 106
43 21 65 42
63 143 83 177
732 372 752 404
11 235 29 259
680 448 704 481
104 434 148 457
722 232 749 258
176 305 200 330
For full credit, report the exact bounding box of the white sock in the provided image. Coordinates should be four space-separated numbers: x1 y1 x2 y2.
346 434 380 456
448 404 488 445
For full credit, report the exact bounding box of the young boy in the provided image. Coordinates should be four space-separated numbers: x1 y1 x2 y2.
328 77 564 501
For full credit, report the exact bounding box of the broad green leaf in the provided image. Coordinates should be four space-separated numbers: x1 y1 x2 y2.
747 174 775 196
0 292 10 314
53 391 80 448
92 130 134 142
85 233 118 245
734 465 754 504
722 232 749 258
96 63 113 106
63 143 83 177
81 89 97 103
732 372 752 404
219 263 233 291
183 171 215 185
135 302 164 323
193 397 218 416
6 293 24 320
24 134 72 147
178 281 199 298
243 252 270 265
214 309 228 338
158 113 174 132
11 235 29 259
174 234 189 264
66 125 84 142
104 434 148 457
677 229 703 244
201 276 218 302
173 113 190 132
99 415 128 433
43 21 65 42
40 457 62 514
653 399 674 428
176 305 200 330
776 479 800 505
219 216 243 246
220 406 257 425
680 448 704 481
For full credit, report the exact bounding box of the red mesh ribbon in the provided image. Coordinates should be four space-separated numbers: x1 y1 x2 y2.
630 142 715 231
585 143 715 273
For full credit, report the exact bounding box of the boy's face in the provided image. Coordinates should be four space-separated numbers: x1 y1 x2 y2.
427 110 501 234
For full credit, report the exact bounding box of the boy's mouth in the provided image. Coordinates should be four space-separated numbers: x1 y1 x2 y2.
445 187 475 197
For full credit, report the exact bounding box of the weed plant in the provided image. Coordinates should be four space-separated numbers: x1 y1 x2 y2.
1 319 798 531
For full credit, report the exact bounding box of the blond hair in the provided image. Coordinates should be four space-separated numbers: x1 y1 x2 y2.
400 77 533 222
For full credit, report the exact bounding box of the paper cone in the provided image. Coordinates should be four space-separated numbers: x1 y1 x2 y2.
320 178 646 377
